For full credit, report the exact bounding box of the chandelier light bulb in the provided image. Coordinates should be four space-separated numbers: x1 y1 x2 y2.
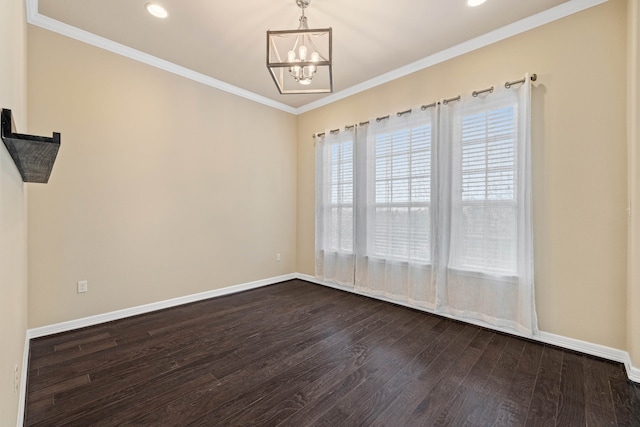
310 52 319 62
298 45 308 61
287 50 296 63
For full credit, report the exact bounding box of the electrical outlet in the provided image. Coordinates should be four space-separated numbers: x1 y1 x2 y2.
276 253 281 262
77 280 88 293
14 365 18 393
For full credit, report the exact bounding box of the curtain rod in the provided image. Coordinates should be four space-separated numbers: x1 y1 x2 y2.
312 73 537 138
506 73 537 89
472 87 493 97
442 95 461 105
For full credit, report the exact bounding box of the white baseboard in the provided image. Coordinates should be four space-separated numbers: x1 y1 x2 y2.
536 331 629 364
296 273 640 384
537 331 640 382
23 272 640 385
16 331 29 427
27 273 297 339
628 364 640 383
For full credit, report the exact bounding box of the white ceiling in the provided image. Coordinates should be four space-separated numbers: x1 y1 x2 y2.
30 0 605 113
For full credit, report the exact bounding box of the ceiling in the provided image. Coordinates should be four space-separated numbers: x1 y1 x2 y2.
31 0 604 113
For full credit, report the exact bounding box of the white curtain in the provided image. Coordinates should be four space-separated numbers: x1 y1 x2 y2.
354 108 437 309
315 129 356 287
315 75 537 336
436 77 537 334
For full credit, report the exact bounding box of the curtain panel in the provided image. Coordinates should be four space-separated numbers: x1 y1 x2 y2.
314 75 537 336
436 79 537 335
354 108 438 310
315 128 356 287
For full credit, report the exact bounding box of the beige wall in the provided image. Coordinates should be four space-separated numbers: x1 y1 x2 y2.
297 0 629 349
27 27 298 328
628 0 640 367
0 0 28 424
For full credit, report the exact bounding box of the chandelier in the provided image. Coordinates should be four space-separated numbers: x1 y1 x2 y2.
267 0 333 94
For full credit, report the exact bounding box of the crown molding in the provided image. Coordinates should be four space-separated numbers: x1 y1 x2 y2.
26 0 608 115
296 0 609 114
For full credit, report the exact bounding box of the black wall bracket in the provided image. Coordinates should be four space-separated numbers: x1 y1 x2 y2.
1 108 60 183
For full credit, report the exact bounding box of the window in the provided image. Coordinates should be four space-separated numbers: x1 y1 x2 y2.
315 75 535 335
327 139 354 253
316 130 355 255
450 105 518 275
370 123 431 263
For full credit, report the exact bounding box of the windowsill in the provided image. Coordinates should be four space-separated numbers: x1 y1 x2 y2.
447 267 518 284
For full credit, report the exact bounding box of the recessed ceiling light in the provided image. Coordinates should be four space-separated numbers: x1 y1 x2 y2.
467 0 487 6
145 3 168 18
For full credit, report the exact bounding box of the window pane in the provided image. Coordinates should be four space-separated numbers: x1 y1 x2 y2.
371 123 431 263
327 207 353 252
325 138 354 253
461 106 516 202
454 105 518 274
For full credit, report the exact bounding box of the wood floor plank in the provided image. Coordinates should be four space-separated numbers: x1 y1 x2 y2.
556 350 586 426
296 314 442 427
610 377 640 426
428 332 507 427
457 331 508 393
26 386 136 426
426 333 526 426
524 344 563 426
480 337 527 397
271 315 449 427
273 318 446 426
27 374 90 403
367 323 479 427
24 280 639 426
583 355 617 426
157 302 420 425
491 340 544 425
433 384 501 427
29 338 118 371
62 367 220 426
402 329 487 425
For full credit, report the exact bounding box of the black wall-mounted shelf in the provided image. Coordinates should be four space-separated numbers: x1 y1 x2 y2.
1 108 60 183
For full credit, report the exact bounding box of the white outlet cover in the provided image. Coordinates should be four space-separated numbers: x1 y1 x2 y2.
77 280 88 293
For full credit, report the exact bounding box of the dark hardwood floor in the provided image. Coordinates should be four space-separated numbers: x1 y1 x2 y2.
25 279 640 426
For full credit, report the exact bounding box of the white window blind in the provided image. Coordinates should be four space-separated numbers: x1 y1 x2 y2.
327 140 354 252
371 123 431 263
453 106 518 275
